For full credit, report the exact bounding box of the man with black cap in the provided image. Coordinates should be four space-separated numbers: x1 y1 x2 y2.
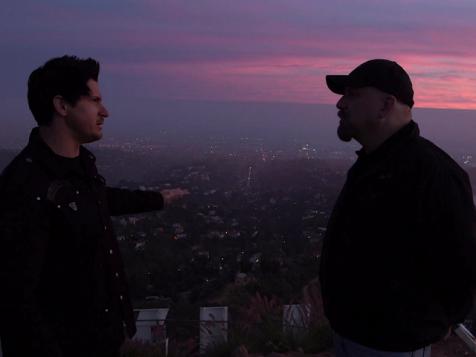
319 59 476 356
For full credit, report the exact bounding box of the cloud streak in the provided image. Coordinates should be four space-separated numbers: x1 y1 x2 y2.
3 1 476 110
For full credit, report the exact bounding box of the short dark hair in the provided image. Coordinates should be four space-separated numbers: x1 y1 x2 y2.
27 55 100 125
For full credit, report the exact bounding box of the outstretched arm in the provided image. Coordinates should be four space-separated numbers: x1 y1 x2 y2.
106 187 189 216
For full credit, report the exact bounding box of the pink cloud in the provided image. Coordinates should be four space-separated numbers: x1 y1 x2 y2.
5 1 476 110
107 49 476 110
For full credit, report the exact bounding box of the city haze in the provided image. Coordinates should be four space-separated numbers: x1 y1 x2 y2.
3 101 476 159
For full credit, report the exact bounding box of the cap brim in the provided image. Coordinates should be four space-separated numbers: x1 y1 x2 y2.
326 75 349 95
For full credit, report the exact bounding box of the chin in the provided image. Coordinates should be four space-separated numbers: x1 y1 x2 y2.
81 133 103 144
337 126 352 142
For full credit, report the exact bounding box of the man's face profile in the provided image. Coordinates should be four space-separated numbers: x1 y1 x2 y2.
64 79 109 144
335 86 384 143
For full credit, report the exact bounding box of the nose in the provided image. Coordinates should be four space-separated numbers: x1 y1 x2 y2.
336 95 346 110
100 104 109 118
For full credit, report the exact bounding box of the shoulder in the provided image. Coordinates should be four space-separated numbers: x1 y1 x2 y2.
401 137 472 198
0 145 50 198
1 147 35 186
405 136 467 178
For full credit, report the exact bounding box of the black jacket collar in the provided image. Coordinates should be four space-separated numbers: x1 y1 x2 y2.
27 127 98 179
356 120 420 163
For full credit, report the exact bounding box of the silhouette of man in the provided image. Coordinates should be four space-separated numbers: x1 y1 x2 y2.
0 56 188 357
319 59 476 356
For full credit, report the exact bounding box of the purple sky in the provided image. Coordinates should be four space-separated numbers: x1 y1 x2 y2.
1 0 476 139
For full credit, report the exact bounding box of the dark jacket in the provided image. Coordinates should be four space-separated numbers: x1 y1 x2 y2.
0 128 164 356
319 121 476 351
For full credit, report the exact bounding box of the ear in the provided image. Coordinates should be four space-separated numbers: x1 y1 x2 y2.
52 95 69 117
379 95 396 119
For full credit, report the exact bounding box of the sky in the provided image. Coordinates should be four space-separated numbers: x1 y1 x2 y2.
1 0 476 143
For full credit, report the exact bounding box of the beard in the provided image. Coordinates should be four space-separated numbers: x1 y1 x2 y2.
337 113 353 142
337 124 352 142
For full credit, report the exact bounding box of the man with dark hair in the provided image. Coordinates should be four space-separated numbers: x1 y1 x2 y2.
0 55 188 357
27 56 101 127
319 59 476 356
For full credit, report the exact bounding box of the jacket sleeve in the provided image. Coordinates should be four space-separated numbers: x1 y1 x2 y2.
106 187 164 216
0 182 62 356
420 168 476 321
429 170 476 285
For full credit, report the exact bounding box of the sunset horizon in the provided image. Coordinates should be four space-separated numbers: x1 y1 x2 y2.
3 0 476 119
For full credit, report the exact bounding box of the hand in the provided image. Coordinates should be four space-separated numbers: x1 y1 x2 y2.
443 326 452 340
231 345 249 357
160 188 190 207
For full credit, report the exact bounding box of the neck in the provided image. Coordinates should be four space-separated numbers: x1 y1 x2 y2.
39 125 80 158
361 117 411 154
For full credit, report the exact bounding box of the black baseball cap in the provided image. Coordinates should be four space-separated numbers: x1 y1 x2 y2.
326 59 414 108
